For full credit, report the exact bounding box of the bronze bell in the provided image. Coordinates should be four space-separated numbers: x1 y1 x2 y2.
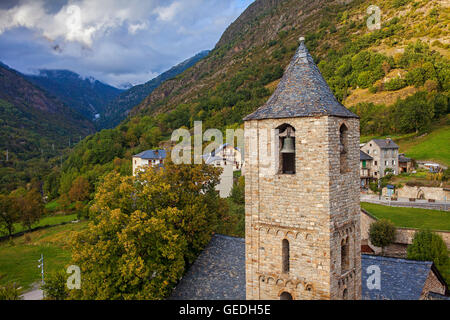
281 136 295 154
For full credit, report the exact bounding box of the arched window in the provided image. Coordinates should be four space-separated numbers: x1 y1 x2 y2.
277 124 296 174
282 239 290 273
339 124 349 173
343 289 348 300
280 292 293 300
341 237 349 273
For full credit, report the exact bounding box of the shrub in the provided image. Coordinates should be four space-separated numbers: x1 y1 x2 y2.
407 230 449 267
42 270 69 300
384 78 407 91
0 283 21 300
369 219 396 254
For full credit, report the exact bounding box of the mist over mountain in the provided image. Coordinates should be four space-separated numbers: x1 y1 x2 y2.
97 50 210 129
25 69 123 121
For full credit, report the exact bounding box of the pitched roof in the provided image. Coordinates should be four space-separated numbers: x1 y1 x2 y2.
170 235 245 300
399 154 412 162
360 150 373 161
170 235 445 300
372 139 399 149
243 40 358 121
133 149 166 160
361 255 433 300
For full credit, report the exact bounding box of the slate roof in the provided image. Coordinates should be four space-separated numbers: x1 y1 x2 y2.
170 234 245 300
243 41 358 121
399 154 412 162
361 255 433 300
170 235 444 300
133 149 166 160
360 150 373 161
372 139 399 149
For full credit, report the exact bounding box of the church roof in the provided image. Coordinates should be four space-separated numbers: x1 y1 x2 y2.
170 234 245 300
243 40 358 121
170 235 448 300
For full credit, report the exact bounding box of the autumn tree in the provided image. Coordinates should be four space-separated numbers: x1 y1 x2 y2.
70 160 224 299
68 176 90 202
11 188 44 232
0 194 19 237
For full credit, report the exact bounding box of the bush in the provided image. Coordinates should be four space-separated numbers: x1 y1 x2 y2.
369 219 396 254
42 270 69 300
384 78 407 91
407 230 449 268
0 283 21 300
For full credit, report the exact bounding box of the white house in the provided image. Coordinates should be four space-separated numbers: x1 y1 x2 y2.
132 149 166 176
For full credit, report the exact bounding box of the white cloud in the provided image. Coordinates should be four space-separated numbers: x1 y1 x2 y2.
0 0 255 87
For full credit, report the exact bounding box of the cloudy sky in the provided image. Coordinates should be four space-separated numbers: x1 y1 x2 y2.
0 0 254 88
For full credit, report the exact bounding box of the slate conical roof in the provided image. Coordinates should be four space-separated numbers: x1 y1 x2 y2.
243 40 358 121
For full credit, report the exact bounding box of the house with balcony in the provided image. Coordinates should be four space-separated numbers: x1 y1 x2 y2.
360 150 373 190
360 138 399 178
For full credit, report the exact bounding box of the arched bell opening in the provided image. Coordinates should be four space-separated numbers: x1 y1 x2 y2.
277 124 296 174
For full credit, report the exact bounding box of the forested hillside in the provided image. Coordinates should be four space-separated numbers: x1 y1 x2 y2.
26 69 123 121
50 0 449 204
0 63 95 193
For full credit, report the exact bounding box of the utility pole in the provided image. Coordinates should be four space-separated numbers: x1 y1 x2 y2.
37 254 44 286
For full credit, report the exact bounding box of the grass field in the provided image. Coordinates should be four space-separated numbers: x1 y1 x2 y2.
361 202 450 231
5 213 78 237
0 221 88 291
399 125 450 167
360 122 450 167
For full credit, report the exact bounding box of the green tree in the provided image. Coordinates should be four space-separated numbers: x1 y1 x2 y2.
42 270 69 300
407 230 449 270
369 219 396 255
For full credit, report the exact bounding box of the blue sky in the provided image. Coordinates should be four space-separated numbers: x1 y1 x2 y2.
0 0 254 88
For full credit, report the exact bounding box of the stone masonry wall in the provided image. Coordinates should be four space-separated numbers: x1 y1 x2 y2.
245 116 361 300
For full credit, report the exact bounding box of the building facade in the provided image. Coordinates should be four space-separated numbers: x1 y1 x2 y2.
360 150 374 190
132 149 166 176
360 139 399 178
243 39 361 300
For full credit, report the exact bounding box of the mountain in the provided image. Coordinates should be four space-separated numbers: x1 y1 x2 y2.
53 0 448 201
25 69 123 121
0 63 95 164
97 50 210 129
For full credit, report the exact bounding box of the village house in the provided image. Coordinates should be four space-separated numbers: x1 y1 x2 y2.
360 138 399 178
132 149 166 176
398 153 413 173
360 150 374 190
202 143 243 171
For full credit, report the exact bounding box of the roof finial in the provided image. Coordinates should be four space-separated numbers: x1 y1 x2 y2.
299 36 305 43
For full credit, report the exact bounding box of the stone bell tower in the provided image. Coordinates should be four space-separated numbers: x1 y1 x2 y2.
243 38 361 300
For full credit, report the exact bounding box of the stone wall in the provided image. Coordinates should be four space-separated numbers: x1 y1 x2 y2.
382 185 450 201
245 116 361 300
361 209 450 252
421 269 447 299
